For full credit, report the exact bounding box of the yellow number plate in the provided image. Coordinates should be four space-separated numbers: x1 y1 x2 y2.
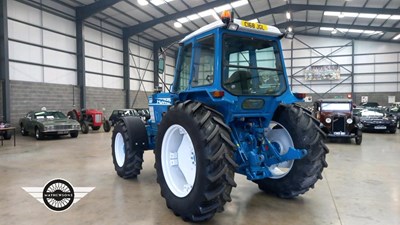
241 20 268 31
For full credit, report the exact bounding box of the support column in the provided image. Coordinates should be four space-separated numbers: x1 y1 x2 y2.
123 37 130 108
0 0 10 122
76 19 86 109
153 43 159 89
351 40 355 102
290 38 294 90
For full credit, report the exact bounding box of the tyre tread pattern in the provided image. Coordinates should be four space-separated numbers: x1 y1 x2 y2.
112 121 144 179
155 100 237 222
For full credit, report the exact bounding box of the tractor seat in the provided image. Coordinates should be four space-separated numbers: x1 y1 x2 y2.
224 70 252 95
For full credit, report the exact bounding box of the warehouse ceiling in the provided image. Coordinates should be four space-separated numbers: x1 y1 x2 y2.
57 0 400 45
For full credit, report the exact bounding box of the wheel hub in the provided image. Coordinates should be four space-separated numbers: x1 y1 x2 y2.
161 125 196 198
114 133 125 167
265 121 295 179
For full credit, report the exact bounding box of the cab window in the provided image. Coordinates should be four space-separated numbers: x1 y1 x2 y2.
175 44 192 92
192 35 214 87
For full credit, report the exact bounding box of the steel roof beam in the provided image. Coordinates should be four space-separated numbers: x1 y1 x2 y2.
282 21 400 33
123 0 230 38
76 0 123 20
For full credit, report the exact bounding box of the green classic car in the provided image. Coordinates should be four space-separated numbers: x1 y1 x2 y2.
19 110 80 140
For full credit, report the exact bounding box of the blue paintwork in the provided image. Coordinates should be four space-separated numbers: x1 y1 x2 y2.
145 23 306 181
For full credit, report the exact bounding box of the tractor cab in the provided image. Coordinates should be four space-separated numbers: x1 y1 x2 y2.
150 11 301 125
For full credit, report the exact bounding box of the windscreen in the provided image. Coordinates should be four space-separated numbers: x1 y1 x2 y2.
321 103 351 111
35 111 67 120
222 34 286 96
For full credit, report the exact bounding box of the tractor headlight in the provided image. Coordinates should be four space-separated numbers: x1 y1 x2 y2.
346 118 353 124
325 118 332 124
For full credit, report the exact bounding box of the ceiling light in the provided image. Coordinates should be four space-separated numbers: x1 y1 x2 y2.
174 22 182 28
288 27 293 32
187 14 200 21
363 30 376 34
342 12 358 17
286 11 291 20
324 11 341 16
358 13 377 18
348 29 364 33
393 34 400 40
389 15 400 20
320 27 334 31
177 17 189 23
337 28 349 33
331 29 337 34
150 0 164 5
231 0 248 8
376 14 391 19
214 4 231 13
338 13 345 18
138 0 149 6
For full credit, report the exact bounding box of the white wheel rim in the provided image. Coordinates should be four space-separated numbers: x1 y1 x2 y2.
161 124 196 198
265 121 295 179
114 133 125 167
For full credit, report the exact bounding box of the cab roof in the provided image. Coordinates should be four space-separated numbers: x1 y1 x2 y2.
180 19 282 43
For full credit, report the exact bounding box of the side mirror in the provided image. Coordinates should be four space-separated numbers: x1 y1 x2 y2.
158 58 165 74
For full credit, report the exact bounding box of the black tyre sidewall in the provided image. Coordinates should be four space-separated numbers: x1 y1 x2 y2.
111 121 144 178
81 122 89 134
103 120 111 132
70 131 79 138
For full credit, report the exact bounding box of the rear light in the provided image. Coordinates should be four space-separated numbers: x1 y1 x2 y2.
294 93 307 99
212 91 225 98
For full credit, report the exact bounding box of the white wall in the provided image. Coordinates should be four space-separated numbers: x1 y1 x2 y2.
8 0 77 85
7 0 157 92
282 35 400 94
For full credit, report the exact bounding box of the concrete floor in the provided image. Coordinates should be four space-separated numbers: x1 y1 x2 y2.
0 130 399 225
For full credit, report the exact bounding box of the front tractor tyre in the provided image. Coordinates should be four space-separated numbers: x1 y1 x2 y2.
155 101 237 222
81 121 89 134
111 118 146 179
254 104 329 198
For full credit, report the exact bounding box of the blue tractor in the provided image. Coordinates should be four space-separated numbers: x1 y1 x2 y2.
111 11 328 222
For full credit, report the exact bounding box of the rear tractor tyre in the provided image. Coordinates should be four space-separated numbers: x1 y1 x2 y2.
103 120 111 132
67 110 78 121
155 101 237 222
111 118 146 178
254 104 329 198
81 122 89 134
